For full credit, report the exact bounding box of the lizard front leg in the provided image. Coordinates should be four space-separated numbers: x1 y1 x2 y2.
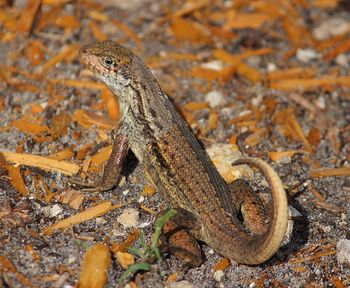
70 133 129 192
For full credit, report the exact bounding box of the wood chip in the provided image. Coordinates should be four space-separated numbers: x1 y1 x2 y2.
270 76 350 91
311 167 350 177
101 88 119 120
115 251 135 269
48 148 74 161
10 116 49 135
16 0 41 34
315 201 344 213
170 18 212 44
43 201 119 235
90 21 108 41
51 112 71 138
36 43 80 76
289 249 336 264
49 79 106 90
183 101 209 111
24 40 46 66
78 243 111 288
54 15 80 30
268 150 308 162
55 189 85 210
224 13 271 30
274 108 312 152
1 151 80 176
0 256 35 287
266 67 317 81
213 258 230 271
213 49 261 82
142 185 156 196
168 0 210 18
72 110 116 129
7 166 28 196
111 229 140 253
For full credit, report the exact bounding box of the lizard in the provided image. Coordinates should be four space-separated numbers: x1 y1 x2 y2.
75 40 289 266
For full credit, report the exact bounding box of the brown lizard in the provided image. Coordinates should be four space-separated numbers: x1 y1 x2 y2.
76 40 288 266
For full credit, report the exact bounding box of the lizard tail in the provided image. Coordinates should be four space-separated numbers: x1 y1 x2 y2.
231 157 289 264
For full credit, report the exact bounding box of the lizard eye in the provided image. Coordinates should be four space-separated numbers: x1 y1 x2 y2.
102 57 115 68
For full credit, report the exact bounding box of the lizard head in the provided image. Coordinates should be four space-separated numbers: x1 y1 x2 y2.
80 40 134 86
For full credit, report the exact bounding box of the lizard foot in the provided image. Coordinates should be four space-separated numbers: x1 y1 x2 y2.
160 208 203 268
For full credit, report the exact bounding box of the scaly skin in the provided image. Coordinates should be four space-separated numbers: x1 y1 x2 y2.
78 40 289 265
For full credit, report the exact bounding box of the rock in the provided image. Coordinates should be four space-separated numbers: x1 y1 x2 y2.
205 90 225 108
117 208 139 228
336 239 350 265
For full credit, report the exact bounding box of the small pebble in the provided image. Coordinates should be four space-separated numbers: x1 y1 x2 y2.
201 60 224 71
267 62 277 71
95 217 107 225
296 48 319 63
205 90 225 108
335 54 349 67
117 208 139 228
320 225 332 233
118 175 126 187
42 204 63 218
316 96 326 110
336 239 350 265
213 270 224 282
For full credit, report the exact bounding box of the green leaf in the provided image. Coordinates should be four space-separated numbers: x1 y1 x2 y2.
152 209 177 261
119 262 152 285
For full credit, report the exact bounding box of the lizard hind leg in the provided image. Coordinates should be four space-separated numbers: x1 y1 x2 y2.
160 208 203 268
228 179 270 235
